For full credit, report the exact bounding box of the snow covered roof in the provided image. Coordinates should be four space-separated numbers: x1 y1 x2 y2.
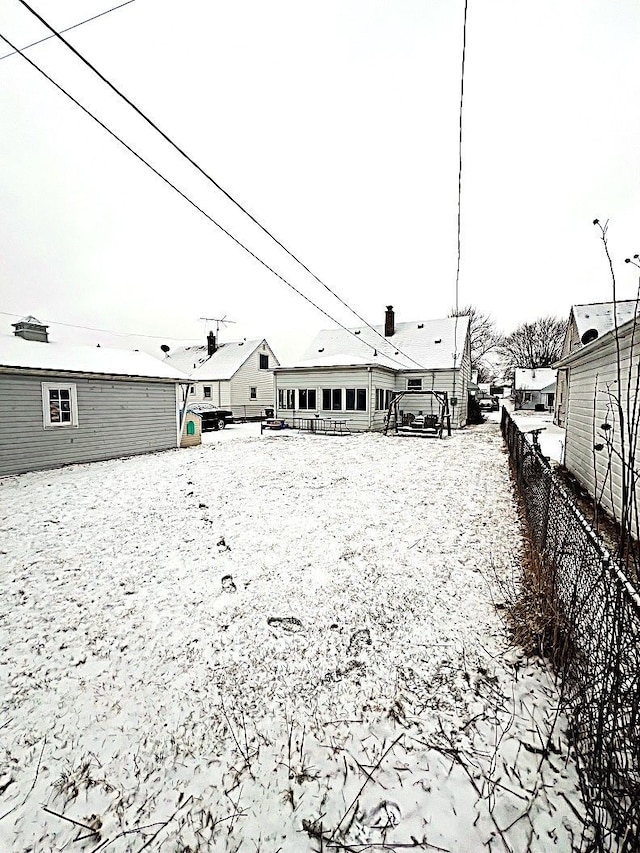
162 340 264 381
556 312 640 368
0 334 187 380
285 316 469 371
514 368 557 391
572 300 639 343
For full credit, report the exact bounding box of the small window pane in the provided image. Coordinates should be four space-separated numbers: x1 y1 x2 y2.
332 389 342 411
345 389 355 411
356 389 367 411
322 389 332 410
308 389 316 409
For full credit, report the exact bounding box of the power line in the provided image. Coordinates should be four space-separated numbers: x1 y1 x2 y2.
1 30 413 371
14 0 424 369
0 0 137 62
0 309 199 340
455 0 468 317
452 0 469 385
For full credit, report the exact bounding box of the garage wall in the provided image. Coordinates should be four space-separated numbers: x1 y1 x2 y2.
0 372 178 477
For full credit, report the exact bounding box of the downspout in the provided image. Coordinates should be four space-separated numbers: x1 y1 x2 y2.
368 366 373 430
177 382 190 445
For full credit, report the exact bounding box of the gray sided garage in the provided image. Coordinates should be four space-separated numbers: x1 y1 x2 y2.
0 318 185 477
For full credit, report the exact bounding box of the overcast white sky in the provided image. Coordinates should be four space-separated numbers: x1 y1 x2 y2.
1 0 639 363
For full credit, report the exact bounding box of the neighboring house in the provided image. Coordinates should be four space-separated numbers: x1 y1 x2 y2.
554 300 639 427
273 307 471 431
555 312 640 534
162 332 279 421
513 368 557 411
0 316 187 478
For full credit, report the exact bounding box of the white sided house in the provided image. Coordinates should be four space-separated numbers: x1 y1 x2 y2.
555 311 640 537
554 300 639 427
513 368 557 412
273 307 471 432
0 317 186 478
162 333 279 421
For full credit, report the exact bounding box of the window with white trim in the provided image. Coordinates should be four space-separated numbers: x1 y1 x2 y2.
298 389 317 410
322 388 342 411
407 378 422 390
203 385 212 399
345 388 367 411
375 389 395 411
278 389 295 409
259 353 269 369
250 386 257 400
42 383 78 428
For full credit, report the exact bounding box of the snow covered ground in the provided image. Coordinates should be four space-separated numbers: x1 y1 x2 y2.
0 422 595 851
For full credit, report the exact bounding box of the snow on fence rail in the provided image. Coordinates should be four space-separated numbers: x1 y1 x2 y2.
501 407 640 853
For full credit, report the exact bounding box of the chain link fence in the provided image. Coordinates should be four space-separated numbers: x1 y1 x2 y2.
501 408 640 852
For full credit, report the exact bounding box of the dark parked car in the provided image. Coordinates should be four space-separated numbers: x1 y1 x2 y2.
186 403 233 431
478 395 499 412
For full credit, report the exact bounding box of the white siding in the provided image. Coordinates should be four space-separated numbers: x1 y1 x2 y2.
274 361 469 432
183 340 279 419
274 366 378 431
229 340 279 419
564 324 640 535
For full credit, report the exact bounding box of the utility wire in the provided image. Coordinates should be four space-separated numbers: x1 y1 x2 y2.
1 29 413 371
0 0 137 62
454 0 468 318
451 0 469 382
0 309 199 340
14 0 424 369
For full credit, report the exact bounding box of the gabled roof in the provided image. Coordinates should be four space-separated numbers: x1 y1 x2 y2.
163 339 266 381
572 300 639 342
287 316 469 371
556 313 640 368
514 367 557 391
0 334 186 380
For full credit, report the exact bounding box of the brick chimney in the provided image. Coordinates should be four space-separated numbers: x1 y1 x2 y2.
207 331 217 355
12 315 49 342
384 305 395 337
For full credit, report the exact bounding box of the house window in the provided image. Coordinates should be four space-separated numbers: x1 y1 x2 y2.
189 385 195 394
407 378 422 390
345 388 367 411
298 389 317 410
524 392 532 403
376 389 395 411
203 386 212 399
259 354 269 369
322 388 342 410
278 389 295 409
42 383 78 428
250 386 257 400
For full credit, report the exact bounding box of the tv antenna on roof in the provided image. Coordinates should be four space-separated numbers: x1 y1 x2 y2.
199 315 236 337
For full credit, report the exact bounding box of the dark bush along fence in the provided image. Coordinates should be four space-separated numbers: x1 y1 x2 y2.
501 408 640 853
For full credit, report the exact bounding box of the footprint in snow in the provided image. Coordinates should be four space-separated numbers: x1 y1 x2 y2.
347 628 372 657
221 574 236 593
267 616 303 634
362 800 402 829
323 659 366 683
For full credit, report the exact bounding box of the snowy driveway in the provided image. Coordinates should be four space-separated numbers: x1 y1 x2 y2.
0 423 591 851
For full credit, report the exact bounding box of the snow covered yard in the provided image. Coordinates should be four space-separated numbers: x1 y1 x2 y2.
0 423 594 852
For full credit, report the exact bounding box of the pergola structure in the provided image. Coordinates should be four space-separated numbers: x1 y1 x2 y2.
384 390 452 438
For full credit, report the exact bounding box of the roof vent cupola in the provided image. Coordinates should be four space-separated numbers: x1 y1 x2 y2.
12 315 49 343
